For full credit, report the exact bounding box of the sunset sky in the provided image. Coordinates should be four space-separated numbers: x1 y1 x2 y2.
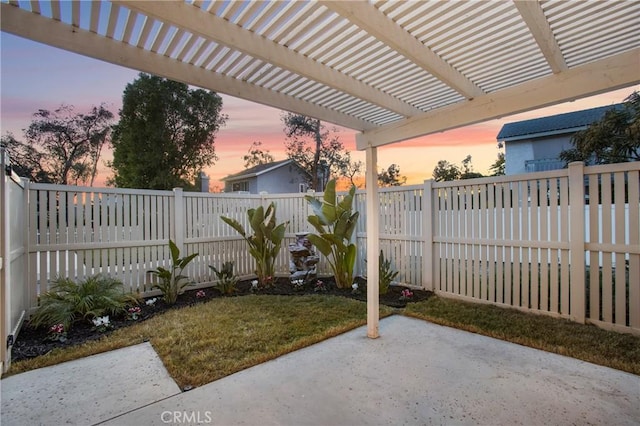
2 32 637 190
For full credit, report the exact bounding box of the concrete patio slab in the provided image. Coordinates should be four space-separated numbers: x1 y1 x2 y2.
99 316 639 426
0 342 181 426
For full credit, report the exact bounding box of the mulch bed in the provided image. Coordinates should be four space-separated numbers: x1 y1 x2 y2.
11 277 432 363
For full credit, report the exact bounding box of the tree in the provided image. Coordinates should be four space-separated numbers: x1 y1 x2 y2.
559 91 640 165
432 160 461 182
460 155 484 179
282 113 354 190
343 159 364 188
433 156 485 182
110 73 227 190
378 163 407 187
2 104 114 185
489 142 505 176
243 141 274 168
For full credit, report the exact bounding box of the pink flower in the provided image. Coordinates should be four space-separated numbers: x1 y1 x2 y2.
50 323 64 334
196 290 206 298
400 289 414 299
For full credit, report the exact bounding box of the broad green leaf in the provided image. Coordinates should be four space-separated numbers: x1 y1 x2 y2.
345 244 357 278
307 234 332 256
306 197 329 224
344 212 359 240
169 240 180 262
307 215 326 234
221 216 247 238
249 206 265 234
321 180 337 223
271 222 288 245
178 252 199 269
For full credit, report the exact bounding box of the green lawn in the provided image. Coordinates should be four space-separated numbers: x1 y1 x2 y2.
9 293 639 388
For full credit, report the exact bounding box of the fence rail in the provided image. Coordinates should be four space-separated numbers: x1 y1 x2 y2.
2 160 639 373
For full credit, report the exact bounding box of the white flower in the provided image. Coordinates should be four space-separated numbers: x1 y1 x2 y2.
92 316 110 327
251 280 259 288
352 283 358 290
146 298 158 306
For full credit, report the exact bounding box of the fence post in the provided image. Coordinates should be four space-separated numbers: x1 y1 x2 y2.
568 161 586 323
173 188 185 253
0 146 7 373
423 179 434 291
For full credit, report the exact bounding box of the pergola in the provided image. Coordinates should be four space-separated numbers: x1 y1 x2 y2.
2 0 639 338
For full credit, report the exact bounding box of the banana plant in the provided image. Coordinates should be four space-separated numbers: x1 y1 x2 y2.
305 179 359 289
221 203 288 287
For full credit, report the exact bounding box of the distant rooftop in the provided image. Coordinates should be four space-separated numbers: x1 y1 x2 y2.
497 104 624 142
223 159 301 182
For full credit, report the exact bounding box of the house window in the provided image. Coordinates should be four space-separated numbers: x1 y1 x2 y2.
299 183 306 193
232 181 248 192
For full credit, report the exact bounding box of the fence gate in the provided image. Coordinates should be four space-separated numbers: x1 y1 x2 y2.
0 147 29 374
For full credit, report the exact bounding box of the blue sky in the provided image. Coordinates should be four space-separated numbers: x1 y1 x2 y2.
2 31 637 188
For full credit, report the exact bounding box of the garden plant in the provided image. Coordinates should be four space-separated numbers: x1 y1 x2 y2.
305 179 359 289
148 239 198 305
222 202 288 287
378 250 399 295
30 274 139 330
210 261 239 294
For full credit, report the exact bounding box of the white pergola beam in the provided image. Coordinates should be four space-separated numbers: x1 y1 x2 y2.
321 0 484 100
514 0 567 73
0 3 376 132
356 48 640 149
115 0 423 118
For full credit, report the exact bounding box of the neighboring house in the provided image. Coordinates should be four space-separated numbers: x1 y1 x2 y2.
223 159 311 194
497 104 623 175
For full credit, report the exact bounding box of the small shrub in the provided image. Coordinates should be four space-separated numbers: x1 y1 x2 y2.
379 250 399 295
30 274 139 330
148 240 198 305
209 261 239 295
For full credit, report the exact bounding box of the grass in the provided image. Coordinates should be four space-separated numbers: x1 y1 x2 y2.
9 294 639 389
404 295 640 375
9 295 394 388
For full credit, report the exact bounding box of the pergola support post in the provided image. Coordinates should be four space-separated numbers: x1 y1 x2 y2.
365 145 379 338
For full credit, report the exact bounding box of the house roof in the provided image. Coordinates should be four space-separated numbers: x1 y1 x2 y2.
223 159 306 182
2 1 638 150
497 104 625 142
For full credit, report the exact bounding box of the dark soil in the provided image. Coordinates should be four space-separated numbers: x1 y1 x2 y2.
11 277 432 363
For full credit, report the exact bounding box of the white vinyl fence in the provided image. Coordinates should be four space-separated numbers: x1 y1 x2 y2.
428 162 639 334
1 149 29 373
2 160 639 372
26 186 331 298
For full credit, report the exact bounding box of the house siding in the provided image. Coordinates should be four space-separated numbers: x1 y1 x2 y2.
505 134 572 175
256 163 308 194
224 162 309 194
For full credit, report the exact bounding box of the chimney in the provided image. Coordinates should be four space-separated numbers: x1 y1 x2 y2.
199 171 210 193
